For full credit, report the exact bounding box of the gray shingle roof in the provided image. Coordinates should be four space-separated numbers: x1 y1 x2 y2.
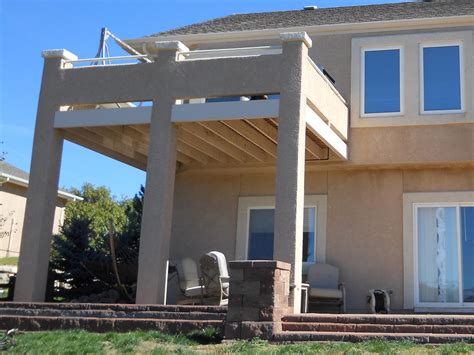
150 0 473 37
0 161 29 181
0 161 82 201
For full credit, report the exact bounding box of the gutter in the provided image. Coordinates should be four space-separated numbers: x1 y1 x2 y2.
0 173 83 202
125 15 474 47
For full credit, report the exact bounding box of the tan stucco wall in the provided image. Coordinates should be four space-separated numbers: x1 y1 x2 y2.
0 183 66 258
169 167 474 311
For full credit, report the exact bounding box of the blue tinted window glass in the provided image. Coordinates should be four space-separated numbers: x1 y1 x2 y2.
206 97 242 103
303 208 316 263
423 46 461 112
461 207 474 303
247 208 316 261
248 209 274 260
364 49 401 114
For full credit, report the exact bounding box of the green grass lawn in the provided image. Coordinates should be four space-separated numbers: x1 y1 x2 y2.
0 257 19 266
1 330 473 354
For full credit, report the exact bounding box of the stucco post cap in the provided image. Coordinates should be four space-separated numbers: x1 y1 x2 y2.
154 41 189 52
41 49 78 61
280 32 312 48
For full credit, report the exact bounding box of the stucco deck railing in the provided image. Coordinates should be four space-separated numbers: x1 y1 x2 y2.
45 40 348 169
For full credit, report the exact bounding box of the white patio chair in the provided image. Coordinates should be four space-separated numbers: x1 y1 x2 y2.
307 263 346 313
175 258 204 305
199 251 230 306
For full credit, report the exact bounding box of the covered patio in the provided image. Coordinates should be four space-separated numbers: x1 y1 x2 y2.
15 32 348 313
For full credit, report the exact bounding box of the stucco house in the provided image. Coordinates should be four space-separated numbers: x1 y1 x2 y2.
13 0 473 317
0 162 81 258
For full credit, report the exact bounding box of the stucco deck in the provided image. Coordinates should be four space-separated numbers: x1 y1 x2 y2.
14 32 350 314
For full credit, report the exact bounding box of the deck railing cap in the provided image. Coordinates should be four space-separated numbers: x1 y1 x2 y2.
280 32 312 48
154 40 189 52
41 49 78 61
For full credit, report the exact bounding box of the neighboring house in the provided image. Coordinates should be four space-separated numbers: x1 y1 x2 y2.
14 0 473 313
0 162 81 258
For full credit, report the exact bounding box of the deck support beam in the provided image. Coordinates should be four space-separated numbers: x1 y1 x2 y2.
274 33 311 313
14 52 71 302
135 43 185 304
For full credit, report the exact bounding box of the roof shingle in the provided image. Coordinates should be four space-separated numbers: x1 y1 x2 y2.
0 161 29 181
150 0 473 37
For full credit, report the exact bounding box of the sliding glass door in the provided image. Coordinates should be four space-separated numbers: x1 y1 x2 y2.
416 204 474 308
461 207 474 303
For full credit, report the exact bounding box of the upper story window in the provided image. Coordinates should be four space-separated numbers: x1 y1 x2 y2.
421 43 464 114
362 47 402 117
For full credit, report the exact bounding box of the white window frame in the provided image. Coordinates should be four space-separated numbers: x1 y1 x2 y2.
360 45 405 118
403 191 474 311
420 41 465 115
235 195 327 273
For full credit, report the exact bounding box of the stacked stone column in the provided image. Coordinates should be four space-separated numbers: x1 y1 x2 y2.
225 261 291 340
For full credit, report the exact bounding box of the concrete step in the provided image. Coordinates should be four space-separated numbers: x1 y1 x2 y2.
273 331 474 344
0 302 226 314
282 314 474 326
0 308 226 320
0 315 223 333
0 302 227 333
282 321 474 334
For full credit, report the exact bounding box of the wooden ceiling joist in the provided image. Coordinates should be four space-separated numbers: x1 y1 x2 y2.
265 118 328 160
180 122 250 163
222 120 277 158
62 129 147 170
177 141 214 165
61 116 330 171
176 128 235 164
87 126 149 156
198 121 270 163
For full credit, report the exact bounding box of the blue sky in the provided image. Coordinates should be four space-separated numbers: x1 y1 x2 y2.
0 0 405 199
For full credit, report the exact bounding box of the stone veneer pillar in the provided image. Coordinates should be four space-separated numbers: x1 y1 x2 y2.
225 261 291 340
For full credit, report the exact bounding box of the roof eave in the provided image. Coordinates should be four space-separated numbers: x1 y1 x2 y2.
125 15 474 48
0 173 83 202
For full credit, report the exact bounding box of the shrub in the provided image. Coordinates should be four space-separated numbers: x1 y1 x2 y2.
49 184 144 302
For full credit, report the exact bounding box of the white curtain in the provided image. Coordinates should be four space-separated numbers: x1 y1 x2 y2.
418 207 459 303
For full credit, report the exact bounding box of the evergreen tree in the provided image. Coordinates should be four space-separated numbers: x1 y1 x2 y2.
49 184 145 302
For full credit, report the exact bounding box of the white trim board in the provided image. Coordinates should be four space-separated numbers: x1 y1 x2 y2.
171 99 279 122
54 106 152 128
54 100 280 128
0 173 82 202
305 105 348 160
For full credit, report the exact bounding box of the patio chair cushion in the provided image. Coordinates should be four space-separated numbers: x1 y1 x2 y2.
307 263 340 289
184 285 204 298
176 258 201 292
309 287 343 299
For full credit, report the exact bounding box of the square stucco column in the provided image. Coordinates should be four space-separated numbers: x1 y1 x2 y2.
135 41 188 304
273 32 311 313
15 49 77 302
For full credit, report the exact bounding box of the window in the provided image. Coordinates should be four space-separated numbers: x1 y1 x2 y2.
362 47 402 116
421 43 463 114
248 207 316 262
415 204 474 306
235 195 327 271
